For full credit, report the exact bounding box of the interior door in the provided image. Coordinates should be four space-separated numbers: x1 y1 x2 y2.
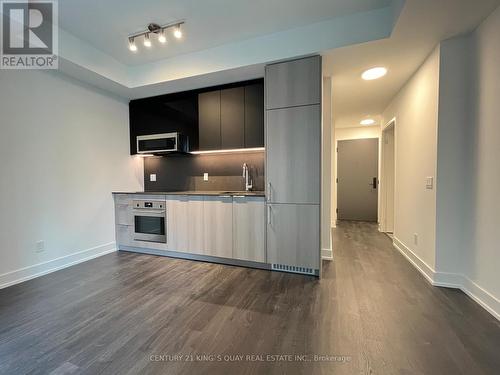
337 138 379 222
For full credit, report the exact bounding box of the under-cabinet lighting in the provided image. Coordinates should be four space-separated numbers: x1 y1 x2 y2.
190 147 265 155
136 154 155 158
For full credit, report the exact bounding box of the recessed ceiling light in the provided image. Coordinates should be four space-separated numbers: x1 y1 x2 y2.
362 67 387 80
360 119 376 126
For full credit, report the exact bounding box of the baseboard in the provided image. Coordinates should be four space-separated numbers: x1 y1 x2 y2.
392 237 435 284
0 242 116 290
393 237 500 321
434 272 500 321
321 248 333 260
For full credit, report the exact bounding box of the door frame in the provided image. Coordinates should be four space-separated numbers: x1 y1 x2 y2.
334 136 380 224
379 118 397 233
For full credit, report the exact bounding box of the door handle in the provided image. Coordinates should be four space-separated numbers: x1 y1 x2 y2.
267 204 272 225
372 177 377 189
267 182 272 202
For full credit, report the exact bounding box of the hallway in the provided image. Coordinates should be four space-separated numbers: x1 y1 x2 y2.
327 221 500 374
0 222 499 375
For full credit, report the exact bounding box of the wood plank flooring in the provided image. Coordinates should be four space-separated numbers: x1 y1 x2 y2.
0 221 499 374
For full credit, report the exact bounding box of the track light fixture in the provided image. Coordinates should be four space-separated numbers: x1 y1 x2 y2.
127 21 185 52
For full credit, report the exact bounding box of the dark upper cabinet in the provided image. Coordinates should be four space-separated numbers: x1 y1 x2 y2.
244 83 264 148
129 79 263 154
198 91 221 150
221 87 245 149
129 92 198 154
198 82 264 151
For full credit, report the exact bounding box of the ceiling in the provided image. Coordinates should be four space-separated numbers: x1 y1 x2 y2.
323 0 500 129
59 0 392 66
49 0 398 97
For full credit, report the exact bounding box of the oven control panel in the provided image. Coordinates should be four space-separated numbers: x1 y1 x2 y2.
132 200 165 210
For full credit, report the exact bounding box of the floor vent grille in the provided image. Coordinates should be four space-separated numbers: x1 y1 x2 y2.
271 263 315 275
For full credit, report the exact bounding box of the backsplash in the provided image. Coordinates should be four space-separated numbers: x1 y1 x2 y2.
143 151 265 192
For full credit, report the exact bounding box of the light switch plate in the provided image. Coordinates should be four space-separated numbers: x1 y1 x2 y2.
426 176 433 189
203 173 209 181
36 240 45 253
150 174 157 182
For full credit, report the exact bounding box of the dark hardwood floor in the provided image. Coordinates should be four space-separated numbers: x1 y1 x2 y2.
1 221 499 374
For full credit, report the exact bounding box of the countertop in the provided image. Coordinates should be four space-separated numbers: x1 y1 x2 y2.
112 190 266 197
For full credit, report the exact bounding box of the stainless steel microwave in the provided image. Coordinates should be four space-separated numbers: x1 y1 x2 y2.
136 132 188 154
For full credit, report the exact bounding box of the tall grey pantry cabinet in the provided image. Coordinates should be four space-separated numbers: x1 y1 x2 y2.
265 55 322 275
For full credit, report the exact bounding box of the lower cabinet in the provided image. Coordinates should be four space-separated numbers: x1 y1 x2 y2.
203 196 233 258
166 195 204 254
166 196 189 252
266 203 320 270
164 195 265 262
232 196 265 262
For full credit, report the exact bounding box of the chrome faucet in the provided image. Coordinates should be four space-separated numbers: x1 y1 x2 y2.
242 163 253 191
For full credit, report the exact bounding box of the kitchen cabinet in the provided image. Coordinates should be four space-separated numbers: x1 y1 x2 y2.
264 55 322 275
265 55 321 110
232 196 265 262
266 105 321 205
221 87 245 149
129 92 199 154
203 196 233 258
266 203 319 270
116 224 133 247
198 90 221 150
187 196 205 255
129 79 263 154
166 196 190 252
244 83 265 148
198 82 264 151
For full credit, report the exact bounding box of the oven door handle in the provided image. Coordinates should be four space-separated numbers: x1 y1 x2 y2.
133 209 166 216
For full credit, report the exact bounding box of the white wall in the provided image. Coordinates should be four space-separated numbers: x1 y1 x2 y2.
0 70 143 288
380 7 500 319
435 35 473 276
332 125 381 225
382 47 440 271
464 5 500 315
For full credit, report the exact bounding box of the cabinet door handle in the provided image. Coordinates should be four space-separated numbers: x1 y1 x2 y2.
267 182 272 202
267 205 272 225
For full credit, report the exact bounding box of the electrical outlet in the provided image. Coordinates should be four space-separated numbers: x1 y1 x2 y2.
36 240 45 253
150 174 156 182
413 233 418 246
203 173 209 181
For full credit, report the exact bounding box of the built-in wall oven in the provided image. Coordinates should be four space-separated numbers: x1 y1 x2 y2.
133 200 166 243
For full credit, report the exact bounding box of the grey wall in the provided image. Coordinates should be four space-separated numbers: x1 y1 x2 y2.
144 152 265 192
0 70 143 287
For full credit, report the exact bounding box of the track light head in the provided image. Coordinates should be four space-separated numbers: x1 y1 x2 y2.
158 28 167 43
174 24 182 39
128 37 137 52
143 33 152 47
